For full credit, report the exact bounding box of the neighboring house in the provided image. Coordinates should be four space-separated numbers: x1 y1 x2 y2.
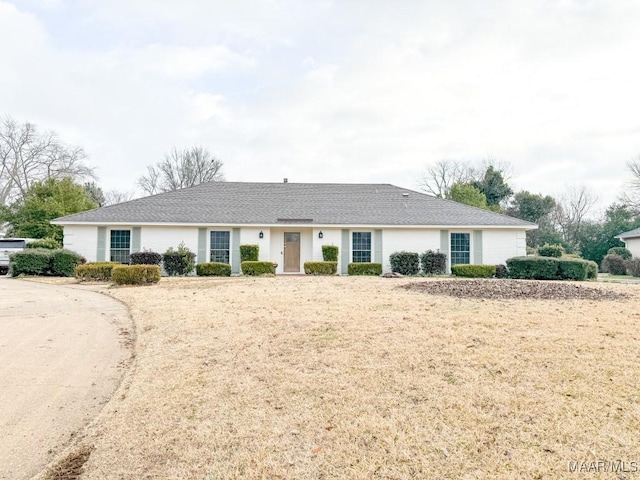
615 227 640 257
52 182 537 274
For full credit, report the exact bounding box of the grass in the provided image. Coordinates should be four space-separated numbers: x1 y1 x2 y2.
75 276 640 479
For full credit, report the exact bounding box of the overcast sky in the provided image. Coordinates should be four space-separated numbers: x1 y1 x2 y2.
2 0 639 214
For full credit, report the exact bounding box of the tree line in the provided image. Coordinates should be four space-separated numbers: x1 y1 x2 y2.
419 159 640 265
0 117 223 242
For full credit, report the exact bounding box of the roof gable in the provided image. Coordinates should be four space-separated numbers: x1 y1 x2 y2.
53 182 536 228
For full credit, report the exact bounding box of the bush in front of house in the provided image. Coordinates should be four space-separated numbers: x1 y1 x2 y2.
10 248 52 276
162 242 196 276
196 262 232 276
389 251 420 275
112 265 161 285
26 238 60 250
322 245 339 262
129 250 162 265
537 243 564 258
75 262 120 281
507 256 594 281
420 250 447 275
304 261 337 275
240 244 259 262
10 248 83 277
241 261 275 276
51 249 84 277
451 264 496 278
625 257 640 277
347 262 382 276
506 256 559 280
585 260 598 280
607 246 632 260
601 253 627 275
495 264 508 278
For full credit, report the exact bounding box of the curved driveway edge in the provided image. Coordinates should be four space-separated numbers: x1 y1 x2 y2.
0 278 131 480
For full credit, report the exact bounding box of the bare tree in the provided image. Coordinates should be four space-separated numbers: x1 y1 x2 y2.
418 158 513 199
138 146 224 195
104 189 136 206
620 157 640 213
552 185 598 247
0 117 95 205
418 160 476 198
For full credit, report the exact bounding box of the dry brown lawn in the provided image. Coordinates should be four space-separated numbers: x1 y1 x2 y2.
76 277 640 479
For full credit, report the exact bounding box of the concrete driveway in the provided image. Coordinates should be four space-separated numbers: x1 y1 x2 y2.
0 278 131 480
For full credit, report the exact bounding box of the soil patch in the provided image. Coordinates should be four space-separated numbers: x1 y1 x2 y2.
404 278 628 300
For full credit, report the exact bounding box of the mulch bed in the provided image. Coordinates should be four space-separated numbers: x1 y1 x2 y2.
403 278 628 300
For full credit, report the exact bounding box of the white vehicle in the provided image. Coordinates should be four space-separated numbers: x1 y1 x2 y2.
0 238 35 275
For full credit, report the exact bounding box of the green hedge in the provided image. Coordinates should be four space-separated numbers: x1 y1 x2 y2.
322 245 339 262
389 251 420 275
26 238 60 249
241 261 275 276
240 244 259 262
10 248 83 277
75 262 120 281
347 262 382 276
196 262 232 276
304 261 337 275
537 243 564 258
506 256 595 281
112 265 161 285
162 243 196 276
602 253 627 275
420 250 447 275
130 251 162 265
451 264 496 278
626 258 640 277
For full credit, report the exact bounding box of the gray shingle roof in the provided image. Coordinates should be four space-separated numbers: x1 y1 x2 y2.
616 227 640 239
53 182 536 227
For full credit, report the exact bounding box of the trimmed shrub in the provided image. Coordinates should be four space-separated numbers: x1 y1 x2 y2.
26 238 60 249
451 264 496 278
347 262 382 276
52 249 83 277
304 261 338 275
507 256 594 281
586 260 598 281
241 261 275 276
625 257 640 277
608 246 632 260
240 244 259 262
162 242 196 276
322 245 339 262
389 251 420 275
9 248 82 276
420 250 447 275
537 243 564 258
506 256 559 280
602 253 627 275
495 264 508 278
557 258 590 281
112 265 161 285
75 262 119 281
196 262 232 276
129 250 162 265
10 248 52 276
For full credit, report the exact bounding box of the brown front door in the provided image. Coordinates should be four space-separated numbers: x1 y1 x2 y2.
283 232 301 272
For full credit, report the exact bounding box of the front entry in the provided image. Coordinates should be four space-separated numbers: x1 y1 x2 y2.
283 232 301 272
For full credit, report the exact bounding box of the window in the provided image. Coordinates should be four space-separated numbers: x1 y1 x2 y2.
210 231 230 263
450 233 470 265
352 232 371 263
110 230 131 264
